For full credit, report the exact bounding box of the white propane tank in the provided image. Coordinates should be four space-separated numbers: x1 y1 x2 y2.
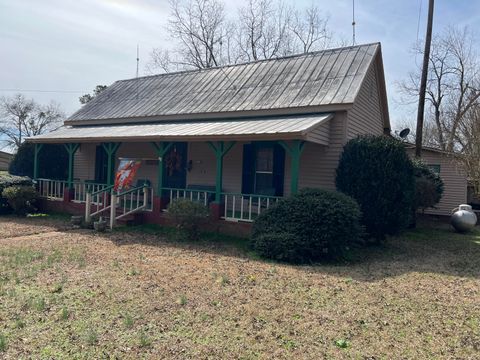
451 204 477 233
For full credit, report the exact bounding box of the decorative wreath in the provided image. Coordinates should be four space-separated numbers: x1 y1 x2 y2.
165 148 182 176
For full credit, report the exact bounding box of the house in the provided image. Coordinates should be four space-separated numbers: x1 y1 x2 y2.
405 145 467 216
27 42 393 229
0 150 13 171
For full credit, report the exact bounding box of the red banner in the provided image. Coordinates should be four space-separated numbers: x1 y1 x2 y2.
114 159 142 192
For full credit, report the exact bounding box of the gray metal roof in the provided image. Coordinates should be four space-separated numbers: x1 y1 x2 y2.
68 43 380 125
29 113 333 144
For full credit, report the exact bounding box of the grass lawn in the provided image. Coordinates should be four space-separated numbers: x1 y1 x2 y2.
0 216 479 359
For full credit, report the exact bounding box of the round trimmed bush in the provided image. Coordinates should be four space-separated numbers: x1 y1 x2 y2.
336 135 415 241
411 159 444 211
0 173 33 214
251 188 362 263
167 199 210 240
1 185 39 216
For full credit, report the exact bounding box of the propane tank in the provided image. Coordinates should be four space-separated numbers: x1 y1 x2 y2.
451 204 477 233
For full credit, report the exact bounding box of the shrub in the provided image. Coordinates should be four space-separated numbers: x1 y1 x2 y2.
1 185 39 216
336 135 415 241
9 142 68 179
0 173 33 214
167 199 210 240
251 188 362 263
411 159 444 211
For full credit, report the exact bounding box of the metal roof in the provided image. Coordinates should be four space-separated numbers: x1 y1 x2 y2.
67 43 380 125
29 113 333 144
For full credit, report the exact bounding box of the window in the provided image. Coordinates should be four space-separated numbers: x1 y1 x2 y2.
427 164 441 174
242 142 285 196
255 146 274 195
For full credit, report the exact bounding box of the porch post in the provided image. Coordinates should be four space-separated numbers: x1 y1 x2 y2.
102 142 121 186
207 141 236 203
278 140 305 195
33 143 44 180
150 141 173 195
64 143 80 188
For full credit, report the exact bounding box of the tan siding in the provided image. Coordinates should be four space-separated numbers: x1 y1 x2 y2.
285 112 347 196
0 153 12 171
305 122 329 145
406 148 467 216
347 64 384 139
73 143 96 181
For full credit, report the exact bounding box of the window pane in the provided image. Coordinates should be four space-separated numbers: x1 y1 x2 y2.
256 147 273 172
255 173 274 195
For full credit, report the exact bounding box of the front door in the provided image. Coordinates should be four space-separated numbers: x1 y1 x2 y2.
94 145 108 183
163 142 188 189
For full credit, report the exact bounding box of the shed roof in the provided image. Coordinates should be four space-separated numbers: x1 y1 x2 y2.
67 43 381 125
29 113 333 144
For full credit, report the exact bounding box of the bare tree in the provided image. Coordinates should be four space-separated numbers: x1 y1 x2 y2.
237 0 294 61
399 26 480 151
147 0 332 73
0 94 64 150
290 4 330 53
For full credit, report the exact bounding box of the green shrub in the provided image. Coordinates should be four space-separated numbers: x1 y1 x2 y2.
336 135 415 241
251 188 362 263
9 142 68 179
2 185 39 216
167 199 210 240
0 173 33 214
411 159 444 211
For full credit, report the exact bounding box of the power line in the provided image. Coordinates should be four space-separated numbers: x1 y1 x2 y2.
0 88 84 94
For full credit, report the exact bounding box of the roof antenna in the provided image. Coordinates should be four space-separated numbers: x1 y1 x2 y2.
136 44 140 78
352 0 356 45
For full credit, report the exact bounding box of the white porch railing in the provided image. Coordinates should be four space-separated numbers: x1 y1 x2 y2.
165 187 215 207
72 181 109 203
36 178 67 201
85 185 114 223
222 193 282 222
109 185 150 228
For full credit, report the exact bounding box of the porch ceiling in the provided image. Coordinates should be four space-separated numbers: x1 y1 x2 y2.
27 113 333 145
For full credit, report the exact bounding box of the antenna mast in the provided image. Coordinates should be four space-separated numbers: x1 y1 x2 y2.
352 0 356 45
136 44 139 78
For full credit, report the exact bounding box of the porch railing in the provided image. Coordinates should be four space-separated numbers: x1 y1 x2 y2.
164 187 216 207
110 184 150 228
222 193 282 222
36 178 67 201
73 181 109 203
85 185 114 223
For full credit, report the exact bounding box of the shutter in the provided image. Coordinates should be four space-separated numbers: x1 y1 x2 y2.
242 143 254 194
272 144 285 196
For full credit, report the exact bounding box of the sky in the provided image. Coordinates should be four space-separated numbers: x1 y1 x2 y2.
1 0 479 151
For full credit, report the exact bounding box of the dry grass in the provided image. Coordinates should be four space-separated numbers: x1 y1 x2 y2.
0 216 479 359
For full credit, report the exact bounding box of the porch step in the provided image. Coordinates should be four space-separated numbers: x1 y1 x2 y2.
117 212 144 227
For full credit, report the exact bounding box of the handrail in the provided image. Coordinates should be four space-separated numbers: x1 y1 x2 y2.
91 184 114 196
222 193 281 222
163 187 216 194
220 192 283 200
116 184 148 197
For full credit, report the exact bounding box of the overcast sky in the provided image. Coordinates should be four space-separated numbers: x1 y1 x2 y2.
1 0 479 140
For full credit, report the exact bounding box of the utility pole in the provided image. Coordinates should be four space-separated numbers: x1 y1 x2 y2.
415 0 435 158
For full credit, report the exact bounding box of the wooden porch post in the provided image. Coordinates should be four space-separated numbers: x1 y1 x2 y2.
102 142 121 186
207 141 236 203
33 143 44 180
150 141 173 196
64 143 80 188
278 140 305 195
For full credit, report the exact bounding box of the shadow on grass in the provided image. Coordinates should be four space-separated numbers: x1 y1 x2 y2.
110 220 480 282
110 223 259 260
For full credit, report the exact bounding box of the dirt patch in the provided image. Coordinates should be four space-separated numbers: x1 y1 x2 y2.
0 218 479 359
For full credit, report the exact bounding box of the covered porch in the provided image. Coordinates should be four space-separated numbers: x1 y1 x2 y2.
29 113 334 225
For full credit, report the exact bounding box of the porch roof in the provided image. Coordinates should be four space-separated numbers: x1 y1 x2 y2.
27 113 333 144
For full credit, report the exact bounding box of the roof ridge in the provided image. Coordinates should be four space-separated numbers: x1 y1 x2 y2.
117 42 380 83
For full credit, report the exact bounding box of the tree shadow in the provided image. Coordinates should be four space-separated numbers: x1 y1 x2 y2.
104 220 480 282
